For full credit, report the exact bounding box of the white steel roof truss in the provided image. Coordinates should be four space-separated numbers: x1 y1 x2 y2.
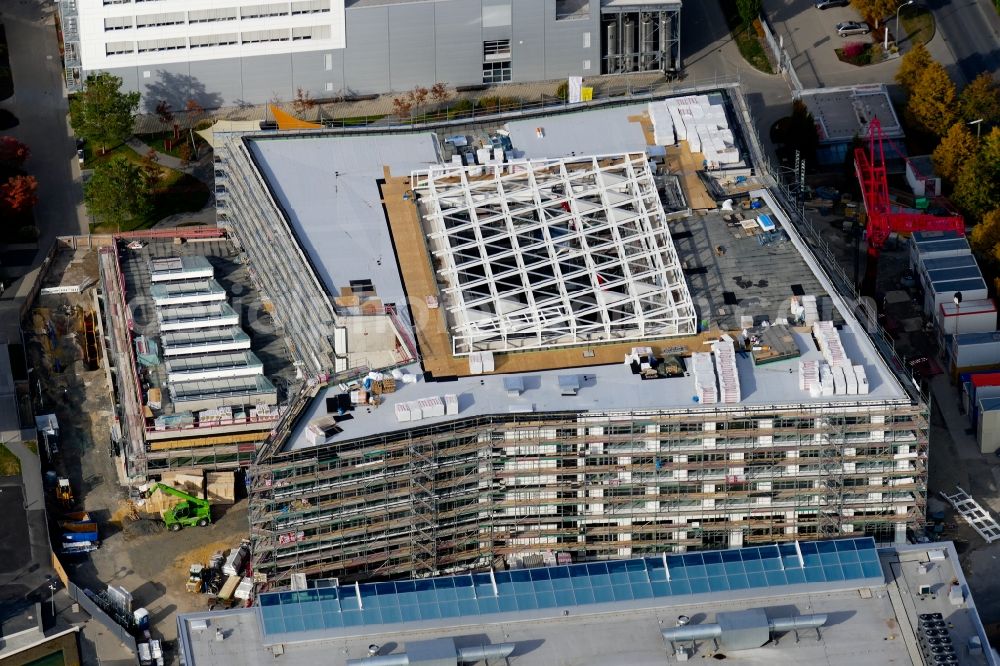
413 154 696 354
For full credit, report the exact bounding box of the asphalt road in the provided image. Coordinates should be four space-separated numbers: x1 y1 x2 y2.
927 0 1000 86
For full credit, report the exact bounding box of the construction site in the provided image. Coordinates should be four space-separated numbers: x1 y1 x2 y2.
204 83 931 590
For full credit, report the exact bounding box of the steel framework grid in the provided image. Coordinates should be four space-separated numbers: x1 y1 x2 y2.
412 153 697 355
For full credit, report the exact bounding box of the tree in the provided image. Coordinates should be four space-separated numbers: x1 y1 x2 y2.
786 100 819 165
932 123 977 183
895 42 932 93
430 82 450 104
0 136 30 169
737 0 762 27
850 0 897 24
84 157 152 231
960 72 1000 126
1 175 38 215
155 100 174 127
140 148 160 188
970 207 1000 264
69 73 140 154
953 156 1000 218
906 61 959 137
292 87 316 117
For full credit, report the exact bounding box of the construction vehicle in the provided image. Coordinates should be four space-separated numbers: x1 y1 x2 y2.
54 478 74 508
854 117 965 293
143 482 212 531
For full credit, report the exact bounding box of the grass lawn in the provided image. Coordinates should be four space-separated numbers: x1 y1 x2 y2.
0 443 21 476
718 0 774 74
24 440 38 455
140 130 208 160
86 141 211 232
333 114 386 127
900 7 935 47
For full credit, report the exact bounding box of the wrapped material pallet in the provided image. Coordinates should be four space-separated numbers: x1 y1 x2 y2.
444 393 459 416
692 352 718 404
394 402 414 423
854 365 869 394
832 365 847 395
712 341 741 403
799 360 820 396
813 321 851 368
206 472 235 504
819 363 834 397
418 396 445 419
844 366 859 395
801 295 819 325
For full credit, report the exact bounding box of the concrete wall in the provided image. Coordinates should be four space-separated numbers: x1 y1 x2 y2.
95 0 614 108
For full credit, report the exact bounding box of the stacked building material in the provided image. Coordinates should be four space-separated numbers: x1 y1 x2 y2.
646 101 674 145
813 321 851 369
799 360 821 397
656 95 739 165
712 340 741 403
801 295 819 325
692 352 718 404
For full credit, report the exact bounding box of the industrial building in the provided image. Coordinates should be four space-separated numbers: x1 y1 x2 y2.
175 538 995 665
204 85 932 590
57 0 683 105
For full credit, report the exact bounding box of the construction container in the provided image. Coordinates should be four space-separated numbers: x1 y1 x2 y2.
950 332 1000 377
962 372 1000 425
909 231 969 271
917 252 976 290
923 274 987 317
937 298 997 337
223 542 249 577
218 574 240 602
977 396 1000 454
149 256 214 283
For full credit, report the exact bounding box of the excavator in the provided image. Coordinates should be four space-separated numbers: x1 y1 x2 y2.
142 482 212 531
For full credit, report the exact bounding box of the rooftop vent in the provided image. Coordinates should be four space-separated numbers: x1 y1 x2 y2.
503 376 524 397
558 375 581 395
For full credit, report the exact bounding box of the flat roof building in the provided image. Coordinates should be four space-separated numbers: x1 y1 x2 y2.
213 86 930 589
57 0 683 105
175 539 996 666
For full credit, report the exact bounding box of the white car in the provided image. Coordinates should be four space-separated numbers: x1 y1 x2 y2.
836 21 870 36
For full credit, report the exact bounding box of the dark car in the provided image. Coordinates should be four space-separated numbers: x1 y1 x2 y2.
815 0 849 8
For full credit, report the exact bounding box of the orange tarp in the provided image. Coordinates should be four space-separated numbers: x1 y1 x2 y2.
269 105 322 130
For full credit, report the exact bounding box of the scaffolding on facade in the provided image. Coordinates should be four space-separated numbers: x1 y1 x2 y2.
248 400 928 589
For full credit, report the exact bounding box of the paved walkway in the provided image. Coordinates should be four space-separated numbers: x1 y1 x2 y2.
0 0 88 267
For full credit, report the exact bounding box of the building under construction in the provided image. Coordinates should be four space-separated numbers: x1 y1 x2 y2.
209 85 929 589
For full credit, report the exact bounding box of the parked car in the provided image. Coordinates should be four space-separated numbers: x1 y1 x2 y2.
815 0 849 8
77 149 84 164
836 21 870 36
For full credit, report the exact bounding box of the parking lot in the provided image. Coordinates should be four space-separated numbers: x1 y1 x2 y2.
763 0 900 88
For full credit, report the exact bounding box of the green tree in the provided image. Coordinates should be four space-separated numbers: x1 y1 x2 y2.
970 207 1000 265
954 156 999 218
69 73 140 154
787 100 819 165
906 61 959 136
960 72 1000 126
737 0 762 27
895 42 932 93
84 157 152 230
932 123 977 183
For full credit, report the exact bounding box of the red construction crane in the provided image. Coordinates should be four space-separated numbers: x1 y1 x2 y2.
854 117 965 291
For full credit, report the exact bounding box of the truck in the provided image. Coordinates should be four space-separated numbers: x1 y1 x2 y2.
62 521 99 543
144 482 212 531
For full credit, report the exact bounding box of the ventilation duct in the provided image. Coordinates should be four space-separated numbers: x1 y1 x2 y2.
661 610 829 652
345 640 516 666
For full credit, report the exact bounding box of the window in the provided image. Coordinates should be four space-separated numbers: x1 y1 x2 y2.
135 12 186 27
483 61 511 84
241 28 290 44
104 16 133 30
189 33 238 48
105 40 134 55
291 25 330 41
103 0 131 5
188 8 237 23
240 2 290 19
483 39 511 61
291 0 328 14
136 37 186 52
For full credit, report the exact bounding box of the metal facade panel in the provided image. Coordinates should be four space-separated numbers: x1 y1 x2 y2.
344 6 391 93
387 3 437 91
291 50 344 100
511 0 545 81
542 1 599 79
241 53 294 104
188 57 243 107
138 61 200 111
434 0 484 87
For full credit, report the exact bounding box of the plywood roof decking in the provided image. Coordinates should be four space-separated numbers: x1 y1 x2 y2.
381 169 720 378
629 111 716 211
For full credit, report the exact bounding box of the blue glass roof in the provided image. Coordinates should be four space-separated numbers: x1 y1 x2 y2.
258 537 882 639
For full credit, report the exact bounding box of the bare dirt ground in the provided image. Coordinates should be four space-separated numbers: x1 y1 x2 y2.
26 247 251 664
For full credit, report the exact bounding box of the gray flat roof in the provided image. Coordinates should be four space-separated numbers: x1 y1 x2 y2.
169 375 275 400
165 351 262 372
176 541 994 666
504 102 650 159
150 279 226 299
288 325 904 450
161 327 251 348
250 132 440 311
796 84 903 143
157 302 238 323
